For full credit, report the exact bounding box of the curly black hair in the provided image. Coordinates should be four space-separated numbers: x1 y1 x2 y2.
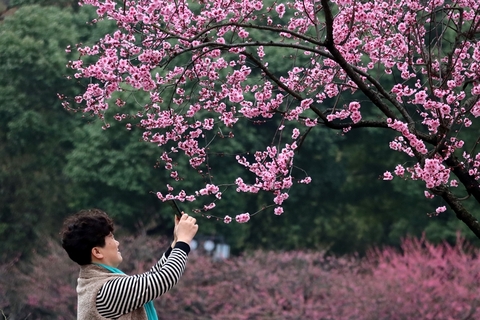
60 209 114 265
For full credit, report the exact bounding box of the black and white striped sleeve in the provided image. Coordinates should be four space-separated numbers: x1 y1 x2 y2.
96 242 190 318
158 246 172 267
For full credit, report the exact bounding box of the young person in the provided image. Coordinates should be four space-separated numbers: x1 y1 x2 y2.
60 208 198 320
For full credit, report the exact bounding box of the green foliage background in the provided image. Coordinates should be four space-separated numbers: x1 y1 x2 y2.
1 0 479 267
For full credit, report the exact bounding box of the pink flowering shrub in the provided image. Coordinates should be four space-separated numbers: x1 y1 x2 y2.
1 235 480 319
0 258 12 312
356 236 480 319
161 236 480 319
0 242 78 319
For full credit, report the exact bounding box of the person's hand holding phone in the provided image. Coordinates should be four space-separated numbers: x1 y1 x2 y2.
175 214 198 245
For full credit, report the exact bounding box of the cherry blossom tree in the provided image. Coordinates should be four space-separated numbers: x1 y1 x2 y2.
63 0 480 237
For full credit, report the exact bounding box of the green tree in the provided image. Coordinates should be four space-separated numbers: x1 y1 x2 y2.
0 4 109 261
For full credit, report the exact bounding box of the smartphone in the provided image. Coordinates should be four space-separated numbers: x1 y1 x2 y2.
167 200 183 218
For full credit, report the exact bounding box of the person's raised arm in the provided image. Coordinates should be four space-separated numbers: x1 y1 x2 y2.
96 214 198 318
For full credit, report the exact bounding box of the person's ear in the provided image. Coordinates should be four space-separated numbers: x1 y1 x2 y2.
91 247 103 260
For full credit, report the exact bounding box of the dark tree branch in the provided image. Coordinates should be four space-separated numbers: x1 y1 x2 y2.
444 156 480 203
321 0 400 121
438 185 480 239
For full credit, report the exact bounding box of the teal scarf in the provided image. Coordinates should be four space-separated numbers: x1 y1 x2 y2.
95 263 158 320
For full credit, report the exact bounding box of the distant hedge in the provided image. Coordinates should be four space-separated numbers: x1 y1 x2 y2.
1 235 479 319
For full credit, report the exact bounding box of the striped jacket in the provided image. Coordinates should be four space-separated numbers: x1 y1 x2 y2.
77 242 190 320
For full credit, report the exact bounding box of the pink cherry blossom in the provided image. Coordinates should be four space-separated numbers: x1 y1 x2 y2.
63 0 480 228
436 206 447 214
235 213 250 223
274 207 284 215
394 165 405 176
292 128 300 140
383 172 393 180
424 191 435 199
275 4 285 18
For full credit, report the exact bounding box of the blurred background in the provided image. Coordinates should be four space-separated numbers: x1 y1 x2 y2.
1 1 480 318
